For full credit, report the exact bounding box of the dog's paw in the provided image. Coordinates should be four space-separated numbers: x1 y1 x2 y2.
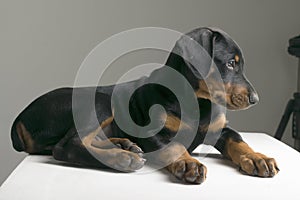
108 149 146 172
116 138 144 157
168 158 207 184
239 152 279 177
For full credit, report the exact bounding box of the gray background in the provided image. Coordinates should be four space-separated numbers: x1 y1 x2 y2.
1 0 300 185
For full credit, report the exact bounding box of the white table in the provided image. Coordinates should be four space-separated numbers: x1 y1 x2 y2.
1 133 300 200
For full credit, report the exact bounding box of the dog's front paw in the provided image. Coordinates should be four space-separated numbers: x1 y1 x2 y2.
168 158 207 184
239 152 279 177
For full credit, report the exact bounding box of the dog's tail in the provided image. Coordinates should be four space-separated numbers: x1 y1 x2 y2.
10 118 25 152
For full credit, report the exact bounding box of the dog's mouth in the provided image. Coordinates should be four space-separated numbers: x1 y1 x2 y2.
227 83 259 110
196 80 259 110
208 92 249 110
226 93 253 110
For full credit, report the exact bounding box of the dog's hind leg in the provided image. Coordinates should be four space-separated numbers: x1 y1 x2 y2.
52 117 145 172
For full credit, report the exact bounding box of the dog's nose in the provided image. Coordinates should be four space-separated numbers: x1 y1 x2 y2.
249 93 259 105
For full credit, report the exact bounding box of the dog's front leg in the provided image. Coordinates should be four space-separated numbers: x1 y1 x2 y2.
215 127 279 177
154 142 207 184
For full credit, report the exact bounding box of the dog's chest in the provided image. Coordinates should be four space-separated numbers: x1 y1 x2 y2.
167 98 226 132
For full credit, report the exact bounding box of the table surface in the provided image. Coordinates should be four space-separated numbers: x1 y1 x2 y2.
1 133 300 200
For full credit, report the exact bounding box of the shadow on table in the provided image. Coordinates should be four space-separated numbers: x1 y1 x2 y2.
40 156 124 173
38 153 238 184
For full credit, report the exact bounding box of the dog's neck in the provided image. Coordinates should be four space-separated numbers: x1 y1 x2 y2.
155 52 202 91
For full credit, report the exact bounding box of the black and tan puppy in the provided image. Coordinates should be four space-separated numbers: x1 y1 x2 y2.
11 27 279 184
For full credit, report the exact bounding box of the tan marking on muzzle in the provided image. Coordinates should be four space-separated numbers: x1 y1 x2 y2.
227 84 250 109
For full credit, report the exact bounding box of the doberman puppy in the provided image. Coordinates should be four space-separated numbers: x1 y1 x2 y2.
11 27 279 184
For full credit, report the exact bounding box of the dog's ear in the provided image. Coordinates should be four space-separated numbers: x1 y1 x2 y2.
167 28 215 79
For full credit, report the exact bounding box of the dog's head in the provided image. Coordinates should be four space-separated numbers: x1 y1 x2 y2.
166 27 259 110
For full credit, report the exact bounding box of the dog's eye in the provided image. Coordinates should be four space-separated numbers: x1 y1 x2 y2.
226 59 236 70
